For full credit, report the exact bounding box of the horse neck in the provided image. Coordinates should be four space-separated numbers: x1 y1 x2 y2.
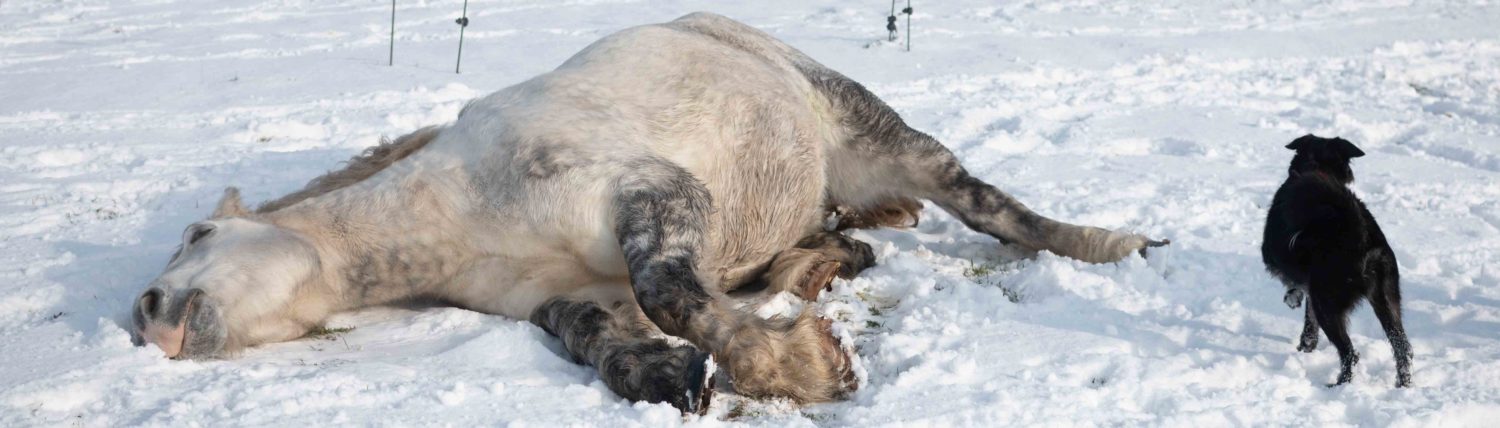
265 170 474 309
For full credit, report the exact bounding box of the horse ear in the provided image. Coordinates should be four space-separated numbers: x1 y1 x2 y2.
1285 134 1319 151
1334 138 1366 158
211 187 249 218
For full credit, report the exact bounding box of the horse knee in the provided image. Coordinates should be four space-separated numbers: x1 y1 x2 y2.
630 273 713 335
530 298 610 360
611 158 717 335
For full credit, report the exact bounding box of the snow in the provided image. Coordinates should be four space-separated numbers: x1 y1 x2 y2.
3 0 1500 426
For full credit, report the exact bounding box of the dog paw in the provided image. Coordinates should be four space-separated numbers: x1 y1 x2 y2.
1333 360 1357 386
1296 340 1317 353
1284 289 1305 309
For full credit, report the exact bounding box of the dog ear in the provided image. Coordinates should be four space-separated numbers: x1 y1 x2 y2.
1285 134 1320 151
1333 138 1365 158
211 187 249 218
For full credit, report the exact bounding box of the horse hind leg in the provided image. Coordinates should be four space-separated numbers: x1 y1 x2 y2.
804 65 1166 263
830 196 923 230
529 286 715 414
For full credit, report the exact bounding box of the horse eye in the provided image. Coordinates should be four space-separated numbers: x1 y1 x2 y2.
189 226 213 245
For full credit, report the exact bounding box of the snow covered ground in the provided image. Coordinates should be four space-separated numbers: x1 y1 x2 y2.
3 0 1500 425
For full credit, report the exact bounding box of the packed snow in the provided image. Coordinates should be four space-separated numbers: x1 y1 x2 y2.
3 0 1499 426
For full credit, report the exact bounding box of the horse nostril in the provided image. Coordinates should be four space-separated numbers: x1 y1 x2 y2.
139 288 165 318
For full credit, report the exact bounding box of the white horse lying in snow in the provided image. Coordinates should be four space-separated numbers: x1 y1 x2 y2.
130 12 1165 413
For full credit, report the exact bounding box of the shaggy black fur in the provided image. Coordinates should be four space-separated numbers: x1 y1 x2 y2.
1261 134 1412 388
530 298 714 414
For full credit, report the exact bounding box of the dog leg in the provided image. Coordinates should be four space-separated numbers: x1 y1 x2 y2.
1311 296 1358 386
1297 303 1320 353
1371 284 1413 388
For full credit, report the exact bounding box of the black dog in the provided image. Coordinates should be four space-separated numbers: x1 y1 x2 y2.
1261 134 1411 387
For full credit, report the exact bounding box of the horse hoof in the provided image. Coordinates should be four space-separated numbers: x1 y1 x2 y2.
1141 238 1172 273
1137 238 1171 258
795 260 842 301
816 317 859 397
833 197 922 230
876 198 923 229
678 353 716 415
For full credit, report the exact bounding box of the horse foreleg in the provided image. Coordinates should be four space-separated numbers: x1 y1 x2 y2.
612 159 857 403
530 285 714 414
754 232 876 300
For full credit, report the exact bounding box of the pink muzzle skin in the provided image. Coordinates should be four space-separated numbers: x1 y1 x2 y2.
141 296 196 359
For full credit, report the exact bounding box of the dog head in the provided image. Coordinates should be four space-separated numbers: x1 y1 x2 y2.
1285 134 1364 184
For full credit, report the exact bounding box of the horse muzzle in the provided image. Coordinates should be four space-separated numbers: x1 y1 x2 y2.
131 287 225 359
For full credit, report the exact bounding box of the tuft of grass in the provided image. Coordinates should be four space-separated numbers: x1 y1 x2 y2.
1001 287 1022 304
856 290 900 312
726 401 763 420
962 260 1000 279
801 411 833 422
964 260 1024 303
306 325 355 341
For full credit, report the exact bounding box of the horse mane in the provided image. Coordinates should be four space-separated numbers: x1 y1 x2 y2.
256 126 444 213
